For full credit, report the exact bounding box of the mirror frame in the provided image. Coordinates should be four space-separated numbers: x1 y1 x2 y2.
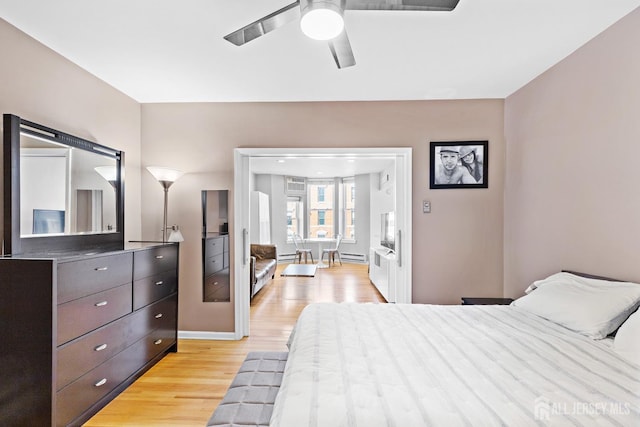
202 189 230 302
3 114 125 255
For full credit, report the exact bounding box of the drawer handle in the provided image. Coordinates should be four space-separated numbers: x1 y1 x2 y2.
95 301 108 307
154 339 163 345
94 343 108 352
155 255 164 259
95 267 108 271
155 280 164 285
94 378 108 387
155 313 163 319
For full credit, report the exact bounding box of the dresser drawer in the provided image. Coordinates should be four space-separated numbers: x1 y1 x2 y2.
57 314 133 391
205 253 225 276
130 294 177 341
133 245 178 280
58 253 133 304
205 268 229 288
57 283 133 346
204 268 230 302
140 322 177 363
133 269 178 310
56 336 152 427
205 236 225 257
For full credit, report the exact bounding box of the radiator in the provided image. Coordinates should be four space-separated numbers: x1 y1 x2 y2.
339 252 367 263
278 252 297 262
280 252 366 263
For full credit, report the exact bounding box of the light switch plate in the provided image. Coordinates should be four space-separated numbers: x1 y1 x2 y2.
423 200 431 213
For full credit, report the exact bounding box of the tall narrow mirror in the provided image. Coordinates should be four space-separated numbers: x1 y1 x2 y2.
202 190 230 302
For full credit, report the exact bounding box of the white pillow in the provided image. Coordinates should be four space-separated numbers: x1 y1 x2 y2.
614 309 640 364
512 272 640 339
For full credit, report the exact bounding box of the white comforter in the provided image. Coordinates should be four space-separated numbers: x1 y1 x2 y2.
270 303 640 427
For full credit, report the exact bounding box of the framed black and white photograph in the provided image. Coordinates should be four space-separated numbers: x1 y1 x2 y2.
430 141 488 189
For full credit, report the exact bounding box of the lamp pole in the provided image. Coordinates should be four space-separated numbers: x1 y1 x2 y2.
159 180 173 243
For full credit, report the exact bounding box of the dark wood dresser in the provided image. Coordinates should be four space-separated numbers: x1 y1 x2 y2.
0 242 179 427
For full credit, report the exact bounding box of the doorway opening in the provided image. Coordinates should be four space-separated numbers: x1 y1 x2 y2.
233 148 412 338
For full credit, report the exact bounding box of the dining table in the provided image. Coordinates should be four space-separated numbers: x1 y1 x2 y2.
303 237 337 268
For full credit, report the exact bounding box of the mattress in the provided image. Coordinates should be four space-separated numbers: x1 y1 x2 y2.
270 303 640 427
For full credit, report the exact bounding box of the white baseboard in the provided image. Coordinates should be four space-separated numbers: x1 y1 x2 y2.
178 330 239 340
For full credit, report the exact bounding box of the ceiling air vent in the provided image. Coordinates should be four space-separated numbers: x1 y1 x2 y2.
285 176 306 194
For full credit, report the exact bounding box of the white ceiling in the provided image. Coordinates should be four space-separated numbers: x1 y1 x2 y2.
1 0 638 103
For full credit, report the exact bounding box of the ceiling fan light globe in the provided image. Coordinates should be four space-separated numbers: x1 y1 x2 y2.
300 8 344 41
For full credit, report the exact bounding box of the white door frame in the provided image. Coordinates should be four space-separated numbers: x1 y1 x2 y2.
233 147 412 338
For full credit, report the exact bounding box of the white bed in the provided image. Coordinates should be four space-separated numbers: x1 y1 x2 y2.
270 275 640 426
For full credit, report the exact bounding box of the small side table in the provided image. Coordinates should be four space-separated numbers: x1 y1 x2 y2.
461 297 514 305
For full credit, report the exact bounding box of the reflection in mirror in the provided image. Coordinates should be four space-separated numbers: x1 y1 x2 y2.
202 190 230 302
3 114 124 255
19 134 118 237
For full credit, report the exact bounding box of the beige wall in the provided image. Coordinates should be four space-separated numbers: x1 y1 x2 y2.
504 8 640 297
0 16 507 335
0 18 142 244
5 4 638 335
2 6 638 333
142 100 505 331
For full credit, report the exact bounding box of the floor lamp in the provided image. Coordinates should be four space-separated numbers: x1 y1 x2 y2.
146 166 185 243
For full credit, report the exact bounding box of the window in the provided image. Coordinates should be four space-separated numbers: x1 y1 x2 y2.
342 178 356 241
286 196 303 239
308 180 334 238
299 178 356 240
351 211 355 238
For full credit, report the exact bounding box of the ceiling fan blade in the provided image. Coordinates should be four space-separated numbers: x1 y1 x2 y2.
224 1 301 46
328 30 356 69
345 0 460 11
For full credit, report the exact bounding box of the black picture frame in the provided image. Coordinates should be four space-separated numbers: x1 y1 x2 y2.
430 140 488 189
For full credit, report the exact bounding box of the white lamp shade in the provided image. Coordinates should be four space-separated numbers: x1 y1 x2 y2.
94 166 117 181
168 228 184 242
300 8 344 40
146 166 184 183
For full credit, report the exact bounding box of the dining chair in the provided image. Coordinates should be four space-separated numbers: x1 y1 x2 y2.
292 234 314 264
321 234 343 267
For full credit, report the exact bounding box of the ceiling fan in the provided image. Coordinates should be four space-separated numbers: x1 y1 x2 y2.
224 0 460 69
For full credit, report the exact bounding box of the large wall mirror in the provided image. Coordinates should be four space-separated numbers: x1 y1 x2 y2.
202 190 230 302
3 114 124 255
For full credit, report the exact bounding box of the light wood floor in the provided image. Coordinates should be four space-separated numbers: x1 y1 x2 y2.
84 262 384 426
